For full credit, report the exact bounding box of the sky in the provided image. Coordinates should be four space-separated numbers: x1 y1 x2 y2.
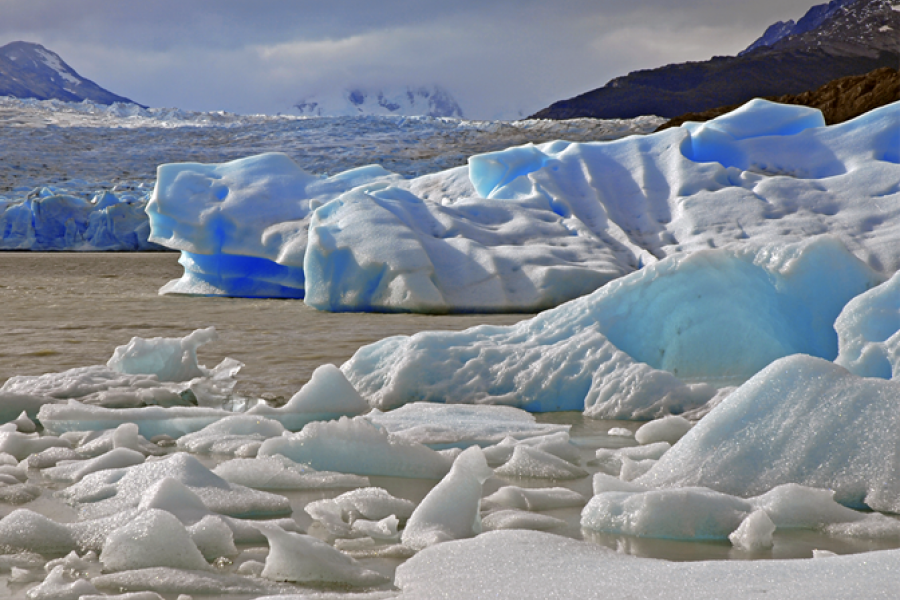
0 0 821 119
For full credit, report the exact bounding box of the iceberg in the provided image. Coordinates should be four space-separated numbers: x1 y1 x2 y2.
341 236 877 417
147 100 899 314
637 355 900 512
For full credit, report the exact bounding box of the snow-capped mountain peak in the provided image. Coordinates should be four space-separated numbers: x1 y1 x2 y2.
0 41 139 105
294 85 464 118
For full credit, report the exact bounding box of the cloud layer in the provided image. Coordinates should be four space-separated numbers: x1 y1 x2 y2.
0 0 818 119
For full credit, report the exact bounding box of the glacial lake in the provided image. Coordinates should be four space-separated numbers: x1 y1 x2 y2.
1 251 897 576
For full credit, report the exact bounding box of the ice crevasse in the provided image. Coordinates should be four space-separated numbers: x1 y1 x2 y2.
147 99 900 313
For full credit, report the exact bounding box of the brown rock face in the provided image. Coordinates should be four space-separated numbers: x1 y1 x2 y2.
657 67 900 131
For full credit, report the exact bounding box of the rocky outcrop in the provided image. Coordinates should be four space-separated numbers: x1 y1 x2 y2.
656 67 900 130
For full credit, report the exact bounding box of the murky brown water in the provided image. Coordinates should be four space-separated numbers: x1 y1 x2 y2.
0 252 530 400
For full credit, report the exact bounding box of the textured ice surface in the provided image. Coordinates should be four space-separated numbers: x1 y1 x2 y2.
258 416 452 479
57 452 291 519
481 486 586 511
246 363 370 430
343 236 875 417
148 100 899 314
634 416 693 445
256 524 388 586
365 403 568 448
638 355 900 512
494 445 588 480
393 529 900 599
306 487 416 537
38 401 232 439
99 509 210 572
213 455 368 490
835 270 900 378
401 446 492 550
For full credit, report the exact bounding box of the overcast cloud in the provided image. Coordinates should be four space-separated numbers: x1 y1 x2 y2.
0 0 819 119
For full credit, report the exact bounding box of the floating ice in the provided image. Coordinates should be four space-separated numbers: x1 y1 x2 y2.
24 564 99 600
256 524 387 586
38 401 234 439
99 509 211 572
401 446 492 550
57 452 291 519
494 445 588 480
728 509 776 550
258 416 452 479
0 430 70 461
246 363 370 430
149 101 899 315
176 415 286 456
305 487 416 537
365 402 568 448
634 416 693 445
835 270 900 378
637 355 900 512
213 455 368 490
42 447 146 482
581 486 752 540
481 509 566 532
343 236 877 417
481 486 586 512
393 529 900 599
0 191 155 251
593 442 671 477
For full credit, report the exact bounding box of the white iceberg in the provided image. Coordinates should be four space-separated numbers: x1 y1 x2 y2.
147 100 899 315
342 236 877 417
637 355 900 512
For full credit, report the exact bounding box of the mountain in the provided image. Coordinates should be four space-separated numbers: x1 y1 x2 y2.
530 0 900 120
294 85 464 118
0 41 139 105
656 66 900 130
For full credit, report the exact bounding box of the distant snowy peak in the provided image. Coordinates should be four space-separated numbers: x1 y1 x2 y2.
741 0 857 54
294 86 464 118
0 41 139 105
742 0 900 56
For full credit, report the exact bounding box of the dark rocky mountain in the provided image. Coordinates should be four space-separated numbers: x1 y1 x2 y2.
0 41 139 105
530 0 900 120
656 67 900 129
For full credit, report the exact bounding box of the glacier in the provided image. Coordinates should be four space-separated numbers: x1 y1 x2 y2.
147 99 900 314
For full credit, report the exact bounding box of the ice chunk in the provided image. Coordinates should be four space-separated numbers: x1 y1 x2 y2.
58 452 291 519
835 270 900 378
401 446 493 550
176 415 286 456
187 515 238 561
393 529 900 599
344 236 876 416
365 402 568 448
39 401 232 439
305 487 415 536
593 442 671 477
100 509 211 572
729 509 775 550
246 363 370 430
481 486 586 511
0 430 70 461
482 432 580 466
25 564 99 600
494 445 587 480
6 329 242 412
213 455 368 490
42 447 146 482
256 524 387 586
0 509 78 554
638 355 900 512
258 416 452 479
482 509 565 532
634 416 693 445
581 487 752 540
107 327 219 382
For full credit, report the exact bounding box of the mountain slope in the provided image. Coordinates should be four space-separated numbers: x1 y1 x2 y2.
531 0 900 120
294 85 464 118
0 41 139 105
